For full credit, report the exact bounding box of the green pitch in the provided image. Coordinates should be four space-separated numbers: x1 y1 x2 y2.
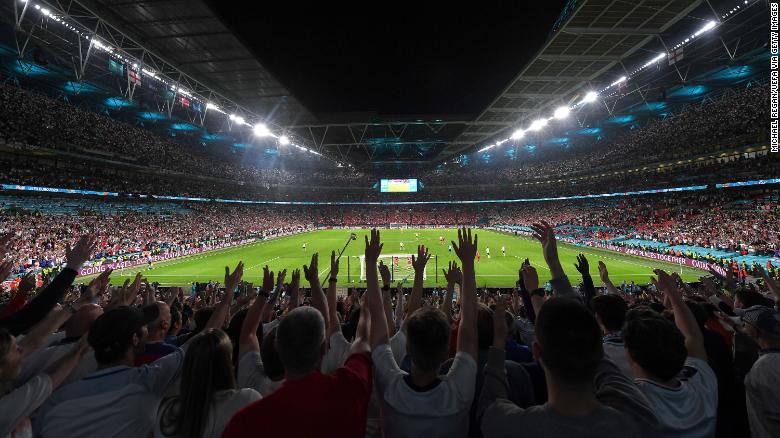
99 228 705 288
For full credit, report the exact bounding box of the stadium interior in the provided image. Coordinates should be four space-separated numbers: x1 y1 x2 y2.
0 1 778 437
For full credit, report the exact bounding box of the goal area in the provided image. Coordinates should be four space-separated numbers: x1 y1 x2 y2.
389 223 408 229
359 253 426 282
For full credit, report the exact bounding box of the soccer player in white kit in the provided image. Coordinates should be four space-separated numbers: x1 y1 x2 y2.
486 247 491 259
501 245 506 256
400 241 405 251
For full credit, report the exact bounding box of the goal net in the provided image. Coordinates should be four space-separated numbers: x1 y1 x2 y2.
389 223 408 229
359 254 426 282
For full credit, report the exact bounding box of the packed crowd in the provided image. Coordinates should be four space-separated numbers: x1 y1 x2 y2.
0 81 771 201
1 222 778 438
0 185 776 279
488 188 780 257
0 203 313 276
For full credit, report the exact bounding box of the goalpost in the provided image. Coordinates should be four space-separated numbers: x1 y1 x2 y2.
389 223 408 229
359 253 426 282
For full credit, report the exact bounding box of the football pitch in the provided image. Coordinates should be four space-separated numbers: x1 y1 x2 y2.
99 228 705 288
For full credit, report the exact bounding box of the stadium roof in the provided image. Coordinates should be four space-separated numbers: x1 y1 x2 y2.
61 0 316 126
282 0 718 164
0 0 768 168
443 0 704 159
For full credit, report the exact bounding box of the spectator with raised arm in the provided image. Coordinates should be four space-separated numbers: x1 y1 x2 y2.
369 227 478 437
223 253 372 438
479 218 658 438
34 262 243 437
624 269 717 437
237 266 286 395
155 328 260 438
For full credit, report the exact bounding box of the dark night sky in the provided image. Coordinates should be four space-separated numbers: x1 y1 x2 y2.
206 2 567 118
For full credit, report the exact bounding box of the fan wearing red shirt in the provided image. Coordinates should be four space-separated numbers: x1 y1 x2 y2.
222 305 372 438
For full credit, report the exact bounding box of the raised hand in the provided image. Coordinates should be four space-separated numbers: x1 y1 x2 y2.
651 269 681 301
521 265 539 291
85 268 112 300
451 227 478 264
65 235 99 271
224 262 245 293
412 245 430 272
289 269 301 300
443 261 462 286
109 272 142 308
574 254 589 275
364 229 383 264
598 261 610 284
303 253 321 286
18 272 37 295
529 221 558 262
330 250 339 279
493 293 508 348
275 269 287 291
262 265 274 293
378 261 391 287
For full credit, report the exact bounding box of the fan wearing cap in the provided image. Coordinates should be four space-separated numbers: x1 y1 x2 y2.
33 305 170 438
735 305 780 438
34 263 243 438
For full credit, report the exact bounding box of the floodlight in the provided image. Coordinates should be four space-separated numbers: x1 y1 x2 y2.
582 91 598 103
511 129 525 140
554 106 570 120
528 118 547 131
279 135 290 145
253 123 271 137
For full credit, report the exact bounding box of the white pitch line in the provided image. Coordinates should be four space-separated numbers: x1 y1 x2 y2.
244 256 281 272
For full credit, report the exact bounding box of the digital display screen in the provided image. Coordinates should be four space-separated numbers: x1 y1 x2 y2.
380 179 418 193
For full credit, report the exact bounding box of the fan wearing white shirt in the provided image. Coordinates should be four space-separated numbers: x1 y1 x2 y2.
238 266 292 396
155 329 260 438
366 229 478 438
624 270 718 438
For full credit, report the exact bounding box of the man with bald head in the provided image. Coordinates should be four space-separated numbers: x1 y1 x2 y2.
18 304 103 385
134 302 176 366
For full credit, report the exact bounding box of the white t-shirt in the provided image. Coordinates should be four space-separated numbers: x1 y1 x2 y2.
0 374 52 438
35 348 184 438
744 350 780 438
372 344 476 438
322 332 351 374
634 357 717 438
237 350 283 396
18 341 97 387
154 388 260 438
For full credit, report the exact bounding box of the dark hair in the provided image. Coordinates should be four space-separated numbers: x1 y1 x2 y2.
477 304 494 350
685 301 707 329
275 307 325 375
735 289 773 308
406 308 451 373
591 294 628 331
261 327 285 380
534 298 603 385
225 309 262 372
169 307 181 334
158 329 236 438
93 328 143 364
624 309 687 380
